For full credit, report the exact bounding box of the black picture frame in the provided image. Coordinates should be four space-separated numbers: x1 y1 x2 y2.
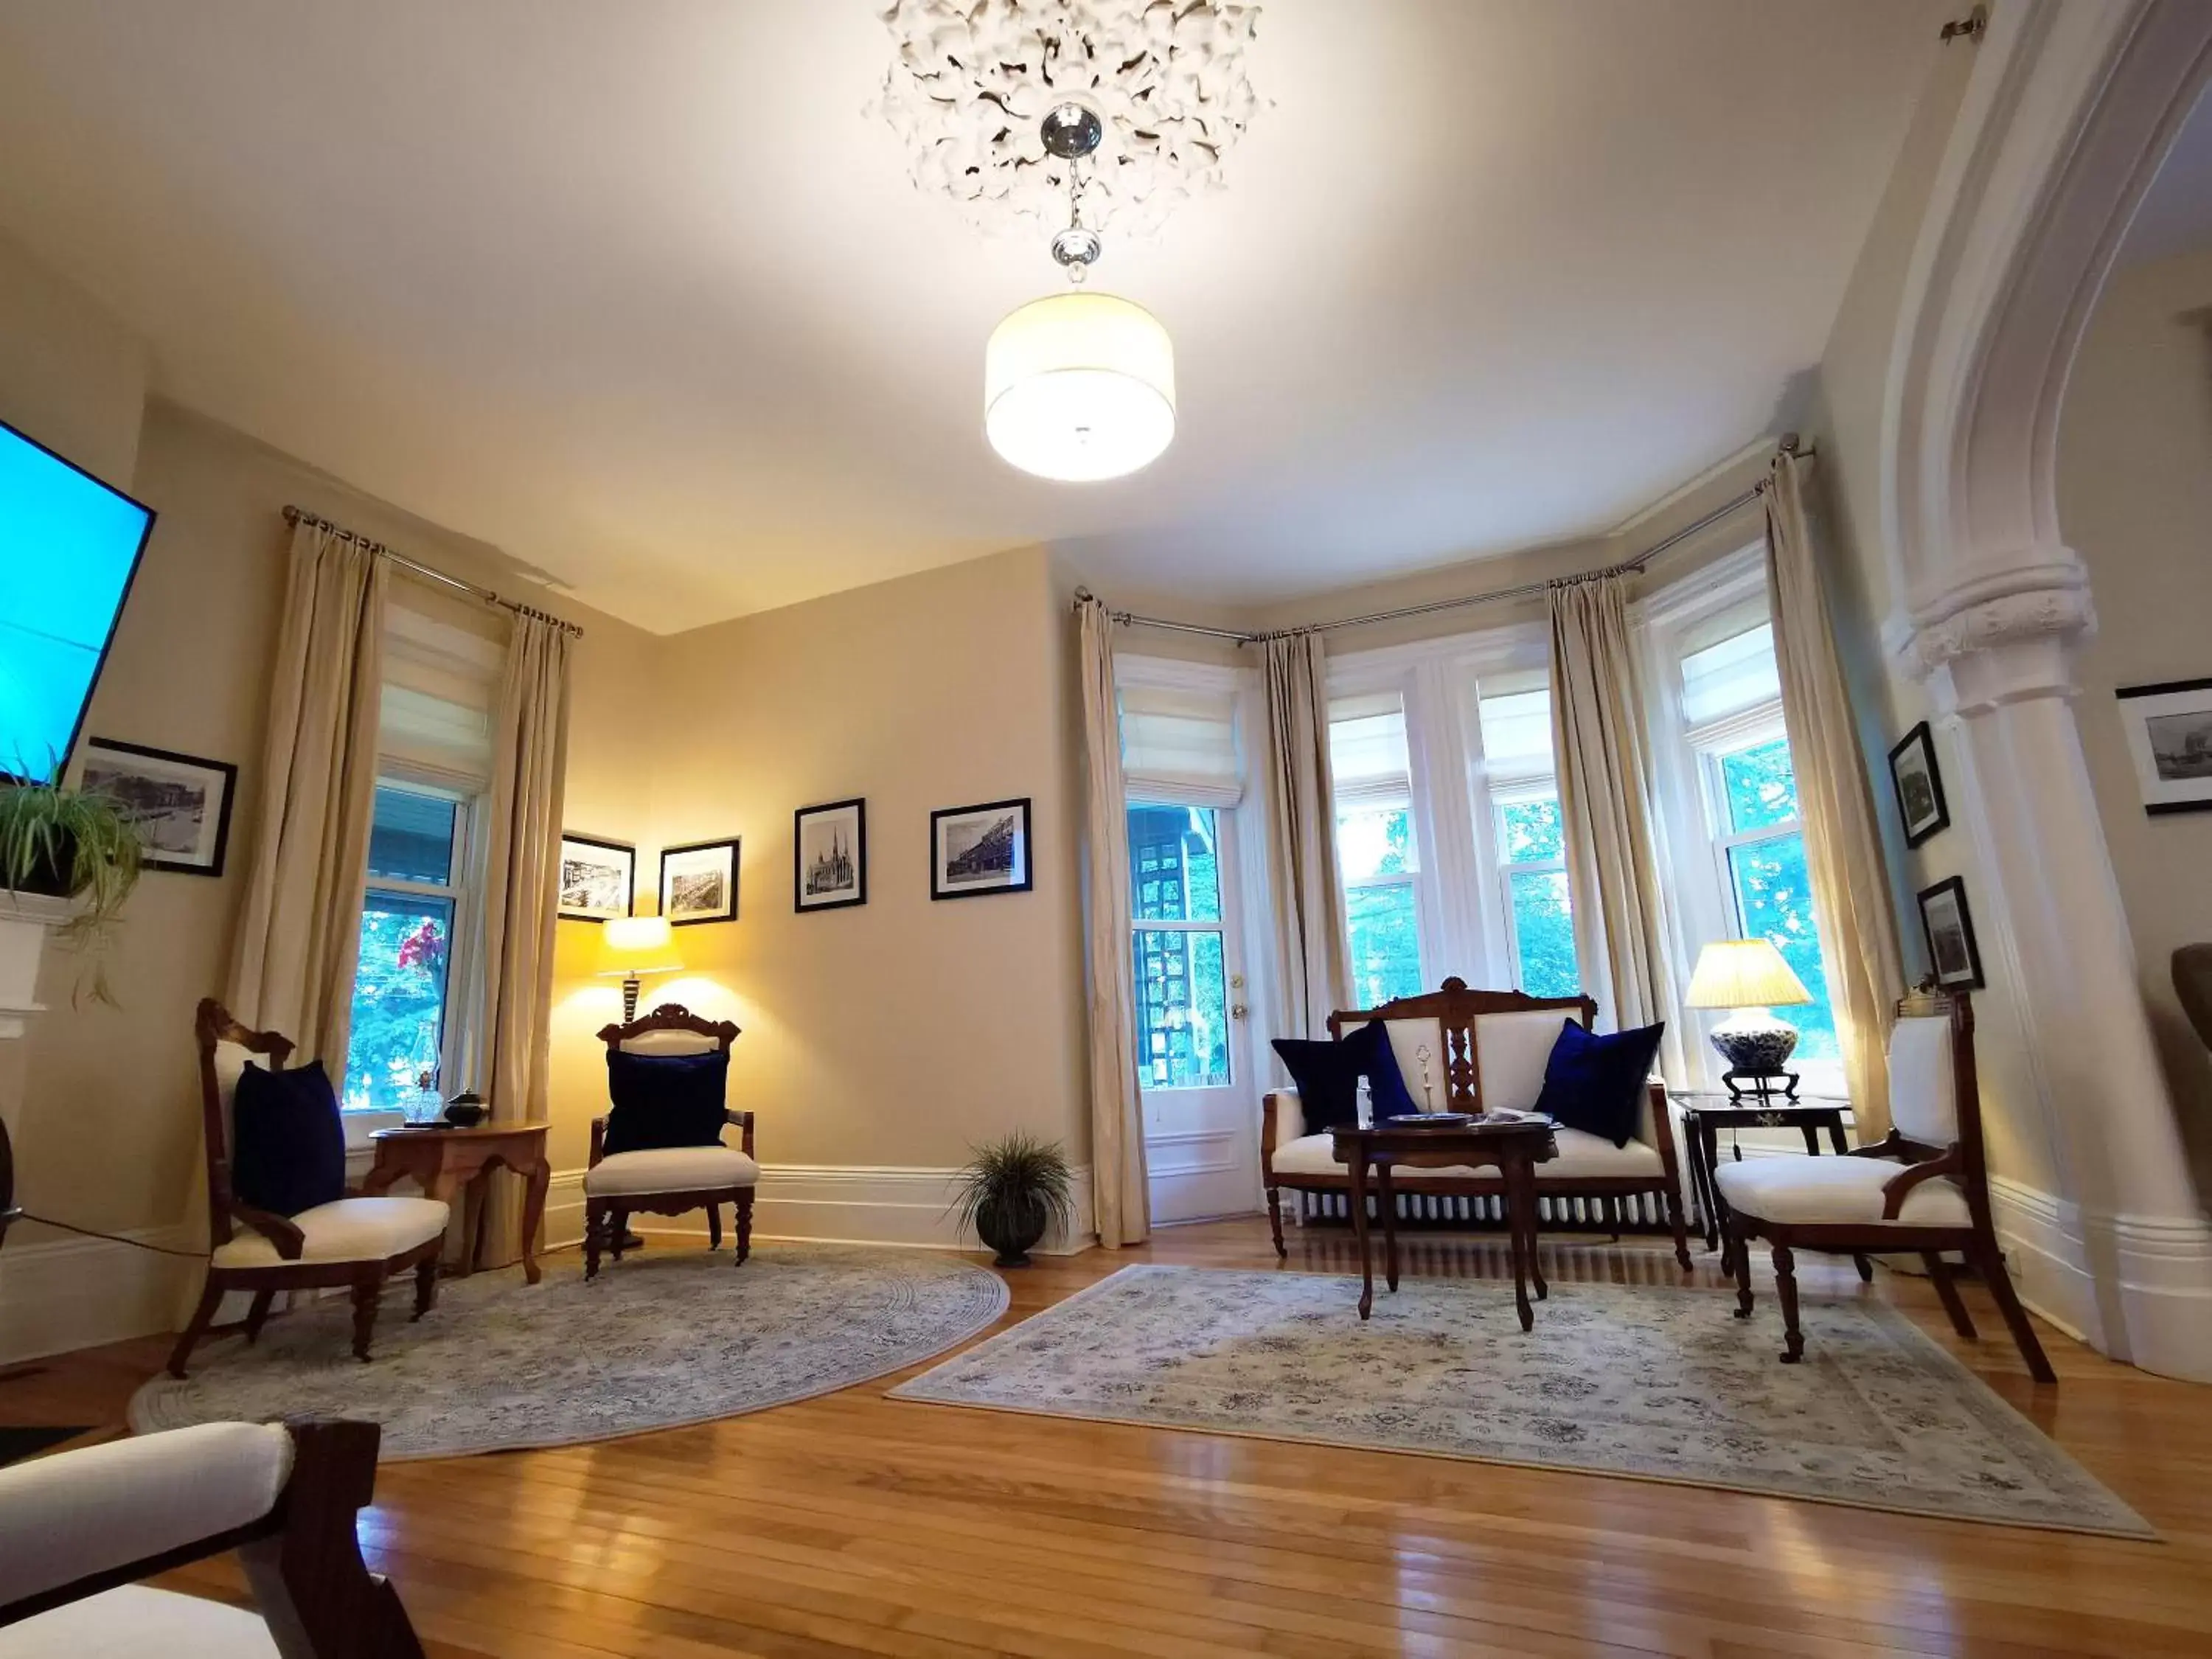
1916 875 1985 992
2115 677 2212 815
558 832 635 922
930 796 1032 901
660 836 740 925
793 799 866 913
1887 721 1951 848
77 737 237 877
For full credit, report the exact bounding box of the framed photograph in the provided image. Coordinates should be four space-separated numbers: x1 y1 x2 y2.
1887 721 1950 848
2116 678 2212 815
77 738 237 877
558 832 634 922
1916 875 1985 992
931 797 1032 901
660 837 739 925
794 799 866 913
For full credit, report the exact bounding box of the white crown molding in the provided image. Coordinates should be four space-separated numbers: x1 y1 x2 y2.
1606 435 1781 540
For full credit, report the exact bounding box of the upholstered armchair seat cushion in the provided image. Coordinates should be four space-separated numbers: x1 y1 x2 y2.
209 1196 449 1269
0 1584 279 1657
1714 1153 1971 1228
1270 1127 1662 1181
582 1144 758 1197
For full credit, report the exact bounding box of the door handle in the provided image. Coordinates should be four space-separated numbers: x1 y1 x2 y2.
1230 1004 1248 1020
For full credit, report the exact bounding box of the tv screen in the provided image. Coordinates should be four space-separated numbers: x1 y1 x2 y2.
0 416 154 786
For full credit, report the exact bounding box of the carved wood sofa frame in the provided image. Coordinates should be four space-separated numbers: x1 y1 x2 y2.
585 1003 751 1280
0 1418 427 1656
1262 978 1693 1270
170 999 444 1380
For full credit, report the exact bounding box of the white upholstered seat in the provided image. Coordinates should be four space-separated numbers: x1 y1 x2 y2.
0 1583 278 1657
1270 1127 1662 1181
1714 1152 1970 1228
209 1196 448 1269
582 1144 759 1197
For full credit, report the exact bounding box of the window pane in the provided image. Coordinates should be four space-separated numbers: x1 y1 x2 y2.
1131 928 1230 1088
1345 883 1422 1007
1508 870 1579 999
1125 804 1221 922
1681 622 1781 727
1720 738 1800 834
344 890 455 1113
1338 804 1415 881
1725 830 1838 1061
368 785 458 884
1497 796 1564 864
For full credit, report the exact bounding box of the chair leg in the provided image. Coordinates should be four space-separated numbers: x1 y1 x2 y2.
1772 1243 1804 1364
735 1190 753 1265
1729 1222 1756 1319
168 1279 224 1379
349 1273 380 1363
1665 1183 1693 1272
584 1200 606 1281
1975 1239 2058 1384
413 1252 439 1320
1923 1251 1978 1339
1853 1254 1875 1283
243 1289 276 1344
1267 1186 1286 1259
706 1203 722 1251
609 1207 630 1260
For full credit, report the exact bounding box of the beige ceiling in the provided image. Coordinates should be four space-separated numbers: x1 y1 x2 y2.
0 1 1941 633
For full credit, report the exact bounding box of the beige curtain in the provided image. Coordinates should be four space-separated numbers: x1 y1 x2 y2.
1765 453 1905 1135
227 521 387 1065
1076 597 1148 1248
1548 574 1686 1081
1262 631 1349 1035
474 612 573 1263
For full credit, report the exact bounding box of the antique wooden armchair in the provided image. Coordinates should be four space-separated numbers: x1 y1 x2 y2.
585 1003 753 1280
1718 990 2056 1381
1261 978 1692 1269
0 1418 424 1656
167 999 450 1379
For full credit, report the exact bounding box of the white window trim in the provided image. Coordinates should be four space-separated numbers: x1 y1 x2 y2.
1489 776 1571 995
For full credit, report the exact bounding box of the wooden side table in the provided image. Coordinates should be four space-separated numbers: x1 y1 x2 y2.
362 1121 552 1284
1680 1098 1858 1263
1330 1117 1559 1328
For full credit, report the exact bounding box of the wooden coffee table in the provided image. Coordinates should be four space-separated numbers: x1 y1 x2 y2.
1330 1116 1559 1327
362 1120 552 1284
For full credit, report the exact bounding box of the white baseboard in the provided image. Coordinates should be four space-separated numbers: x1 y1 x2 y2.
0 1224 197 1366
543 1162 1098 1257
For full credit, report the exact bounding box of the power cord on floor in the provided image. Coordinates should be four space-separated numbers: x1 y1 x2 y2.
8 1211 209 1259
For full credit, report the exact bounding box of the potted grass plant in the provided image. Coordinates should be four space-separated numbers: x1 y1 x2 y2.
0 776 144 1001
951 1131 1076 1267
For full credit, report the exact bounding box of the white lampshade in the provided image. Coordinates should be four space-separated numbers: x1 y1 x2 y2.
984 291 1175 481
1684 938 1812 1009
595 914 682 978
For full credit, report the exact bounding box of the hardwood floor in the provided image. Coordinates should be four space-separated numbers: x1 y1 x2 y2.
9 1218 2212 1658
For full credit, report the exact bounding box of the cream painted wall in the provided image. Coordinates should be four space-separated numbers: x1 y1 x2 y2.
617 546 1088 1185
2058 246 2212 1189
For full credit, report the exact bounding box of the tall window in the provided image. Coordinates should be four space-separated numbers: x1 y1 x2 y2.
1477 681 1577 997
1329 691 1423 1006
1127 804 1231 1088
344 783 470 1113
1681 622 1838 1062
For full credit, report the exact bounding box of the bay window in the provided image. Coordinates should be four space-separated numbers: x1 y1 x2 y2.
1328 690 1425 1006
1475 680 1576 998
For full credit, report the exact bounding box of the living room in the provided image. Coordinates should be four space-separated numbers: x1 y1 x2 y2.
3 3 2211 1655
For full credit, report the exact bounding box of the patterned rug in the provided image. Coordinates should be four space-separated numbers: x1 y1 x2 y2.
132 1243 1007 1461
891 1265 2150 1537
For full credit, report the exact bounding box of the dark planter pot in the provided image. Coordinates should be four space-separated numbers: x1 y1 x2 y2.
973 1192 1050 1268
4 830 80 900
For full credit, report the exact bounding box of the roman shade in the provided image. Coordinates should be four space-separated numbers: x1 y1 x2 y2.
1680 617 1782 728
1118 681 1242 807
380 593 504 790
1327 689 1411 804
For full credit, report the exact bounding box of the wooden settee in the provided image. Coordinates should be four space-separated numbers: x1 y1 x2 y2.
1262 978 1692 1268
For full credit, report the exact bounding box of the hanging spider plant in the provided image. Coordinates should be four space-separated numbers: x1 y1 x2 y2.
0 774 145 1001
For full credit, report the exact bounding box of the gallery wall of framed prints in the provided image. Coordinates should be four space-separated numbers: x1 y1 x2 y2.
661 837 739 925
929 797 1032 901
794 799 866 913
77 737 237 877
558 832 634 922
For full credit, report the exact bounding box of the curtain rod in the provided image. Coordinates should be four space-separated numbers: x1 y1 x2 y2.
280 506 585 639
1081 439 1811 646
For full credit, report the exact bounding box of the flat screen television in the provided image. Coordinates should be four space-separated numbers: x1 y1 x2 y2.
0 414 154 787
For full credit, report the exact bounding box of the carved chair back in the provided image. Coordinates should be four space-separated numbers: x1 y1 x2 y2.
597 1002 740 1056
1889 988 1989 1220
193 997 296 1250
1326 976 1596 1116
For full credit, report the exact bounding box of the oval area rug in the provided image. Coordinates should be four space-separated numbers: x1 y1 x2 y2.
132 1243 1007 1460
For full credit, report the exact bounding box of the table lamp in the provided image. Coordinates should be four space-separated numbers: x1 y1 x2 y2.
596 915 683 1023
1684 938 1813 1074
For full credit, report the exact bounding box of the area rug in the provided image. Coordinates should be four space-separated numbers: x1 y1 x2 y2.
131 1243 1007 1461
891 1265 2150 1538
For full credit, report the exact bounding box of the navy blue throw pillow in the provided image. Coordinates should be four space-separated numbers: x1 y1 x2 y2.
1532 1020 1666 1148
603 1049 730 1155
1271 1022 1422 1131
1346 1020 1422 1121
231 1060 346 1217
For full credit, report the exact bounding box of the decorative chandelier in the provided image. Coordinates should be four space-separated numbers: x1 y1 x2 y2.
873 1 1263 482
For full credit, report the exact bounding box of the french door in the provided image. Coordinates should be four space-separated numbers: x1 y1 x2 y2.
1127 803 1261 1223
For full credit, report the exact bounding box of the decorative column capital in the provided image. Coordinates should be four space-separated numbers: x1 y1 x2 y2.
1885 549 2097 687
